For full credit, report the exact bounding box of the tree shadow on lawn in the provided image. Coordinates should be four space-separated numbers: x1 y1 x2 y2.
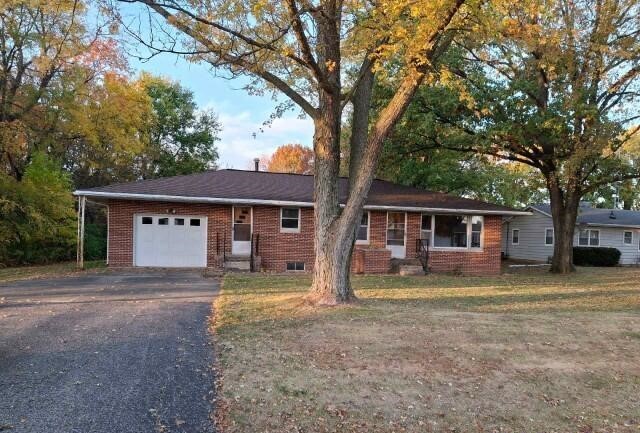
359 287 640 313
215 288 640 338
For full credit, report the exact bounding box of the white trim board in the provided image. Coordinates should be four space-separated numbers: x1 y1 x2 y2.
74 191 531 216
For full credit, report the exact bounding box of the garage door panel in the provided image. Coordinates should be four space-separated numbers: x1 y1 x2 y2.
135 215 207 268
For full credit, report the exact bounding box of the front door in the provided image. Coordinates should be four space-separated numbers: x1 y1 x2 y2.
232 206 252 255
386 212 406 258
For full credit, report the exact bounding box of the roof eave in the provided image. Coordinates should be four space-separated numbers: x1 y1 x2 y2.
73 191 315 208
73 191 531 216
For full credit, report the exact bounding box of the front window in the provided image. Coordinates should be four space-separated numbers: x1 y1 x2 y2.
545 228 554 245
356 212 369 243
579 229 599 246
434 215 468 248
280 208 300 232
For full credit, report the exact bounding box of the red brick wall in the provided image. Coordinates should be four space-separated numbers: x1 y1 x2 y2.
252 206 315 272
427 216 502 275
107 200 501 275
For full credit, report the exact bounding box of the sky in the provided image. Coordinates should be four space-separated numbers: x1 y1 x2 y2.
130 53 314 169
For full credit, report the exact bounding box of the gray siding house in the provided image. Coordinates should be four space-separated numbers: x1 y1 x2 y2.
503 203 640 265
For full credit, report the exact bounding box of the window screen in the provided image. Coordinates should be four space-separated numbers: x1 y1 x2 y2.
386 212 406 246
356 212 369 241
471 216 483 248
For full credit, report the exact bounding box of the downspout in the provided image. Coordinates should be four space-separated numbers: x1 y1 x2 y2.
77 195 86 269
505 221 510 258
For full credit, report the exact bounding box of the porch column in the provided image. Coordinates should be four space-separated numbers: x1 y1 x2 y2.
77 195 86 269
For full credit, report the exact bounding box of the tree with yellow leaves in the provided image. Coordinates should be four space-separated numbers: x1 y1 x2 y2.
391 0 640 273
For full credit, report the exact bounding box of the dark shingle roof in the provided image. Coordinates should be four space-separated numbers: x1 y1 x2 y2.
76 169 524 214
531 204 640 227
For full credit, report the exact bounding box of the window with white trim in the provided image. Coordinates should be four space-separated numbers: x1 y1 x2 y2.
280 208 300 232
512 229 520 245
356 212 369 243
471 216 483 248
623 231 633 245
545 228 554 245
579 229 599 246
434 215 468 248
431 215 483 249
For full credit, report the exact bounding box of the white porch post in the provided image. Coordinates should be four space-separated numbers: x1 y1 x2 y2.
77 195 86 269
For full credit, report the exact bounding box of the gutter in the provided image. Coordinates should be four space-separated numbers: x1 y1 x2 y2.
73 190 532 216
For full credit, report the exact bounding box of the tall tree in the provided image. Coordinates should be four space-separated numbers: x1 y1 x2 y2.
0 0 94 179
112 0 476 304
264 143 314 174
142 75 220 178
401 0 640 273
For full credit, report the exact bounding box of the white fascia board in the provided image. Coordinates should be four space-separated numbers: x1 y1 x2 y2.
359 205 531 216
73 190 532 216
582 222 640 229
73 191 315 208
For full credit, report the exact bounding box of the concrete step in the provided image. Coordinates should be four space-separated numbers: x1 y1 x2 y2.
224 260 251 271
399 265 425 276
225 254 250 261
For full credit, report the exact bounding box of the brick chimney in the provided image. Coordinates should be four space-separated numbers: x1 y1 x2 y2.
254 158 260 172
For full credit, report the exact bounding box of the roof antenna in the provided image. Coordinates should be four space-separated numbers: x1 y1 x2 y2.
254 158 260 172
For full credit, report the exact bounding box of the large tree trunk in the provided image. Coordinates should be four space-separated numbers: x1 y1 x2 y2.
547 174 580 273
309 100 358 304
308 11 356 305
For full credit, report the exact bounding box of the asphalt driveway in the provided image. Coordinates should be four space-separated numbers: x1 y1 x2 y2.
0 271 218 433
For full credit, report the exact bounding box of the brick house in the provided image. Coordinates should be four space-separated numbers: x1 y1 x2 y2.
74 169 527 275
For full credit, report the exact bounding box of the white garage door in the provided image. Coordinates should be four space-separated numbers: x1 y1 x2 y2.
134 215 207 267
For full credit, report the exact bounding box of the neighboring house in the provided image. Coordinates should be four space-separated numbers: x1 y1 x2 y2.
74 169 527 275
503 203 640 265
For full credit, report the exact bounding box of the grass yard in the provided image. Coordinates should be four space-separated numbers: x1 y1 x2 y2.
0 261 106 283
214 268 640 433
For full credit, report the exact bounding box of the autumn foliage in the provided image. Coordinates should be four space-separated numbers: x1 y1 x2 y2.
264 144 313 174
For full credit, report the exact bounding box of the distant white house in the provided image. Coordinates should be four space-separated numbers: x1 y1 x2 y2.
503 203 640 265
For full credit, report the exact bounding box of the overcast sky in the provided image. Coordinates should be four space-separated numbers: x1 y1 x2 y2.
132 53 314 169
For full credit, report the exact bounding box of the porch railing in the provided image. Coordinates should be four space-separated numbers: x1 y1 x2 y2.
416 238 430 273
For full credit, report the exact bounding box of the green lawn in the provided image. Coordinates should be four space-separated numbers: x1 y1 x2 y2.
0 261 106 283
214 268 640 433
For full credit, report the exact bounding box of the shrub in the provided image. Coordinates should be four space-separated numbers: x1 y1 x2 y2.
0 153 75 266
573 247 621 267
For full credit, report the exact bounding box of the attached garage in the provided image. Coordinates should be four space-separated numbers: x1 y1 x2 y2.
134 214 207 267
